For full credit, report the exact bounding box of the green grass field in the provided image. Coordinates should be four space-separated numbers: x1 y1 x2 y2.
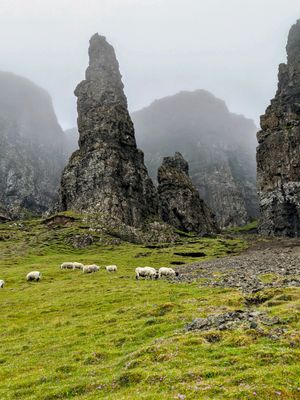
0 218 299 399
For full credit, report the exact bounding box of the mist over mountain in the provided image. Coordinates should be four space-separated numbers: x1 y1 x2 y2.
132 90 259 227
0 72 66 217
64 127 79 156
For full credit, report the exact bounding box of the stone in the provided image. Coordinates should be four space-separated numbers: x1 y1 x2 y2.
157 152 219 235
133 90 259 228
257 20 300 236
58 34 158 226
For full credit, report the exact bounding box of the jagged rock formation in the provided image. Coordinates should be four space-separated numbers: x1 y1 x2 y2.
0 72 66 218
132 90 259 228
58 34 158 226
157 152 218 234
257 20 300 236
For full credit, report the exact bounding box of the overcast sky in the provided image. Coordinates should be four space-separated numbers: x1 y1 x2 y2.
0 0 299 129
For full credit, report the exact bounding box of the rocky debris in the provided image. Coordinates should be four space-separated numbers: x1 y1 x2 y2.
157 152 219 235
0 72 67 218
186 310 280 332
133 90 259 228
257 20 300 236
58 34 158 226
177 241 300 293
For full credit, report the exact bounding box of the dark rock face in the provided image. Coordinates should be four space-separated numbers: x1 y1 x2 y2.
132 90 259 228
0 72 66 218
157 152 218 234
257 20 300 236
59 34 158 226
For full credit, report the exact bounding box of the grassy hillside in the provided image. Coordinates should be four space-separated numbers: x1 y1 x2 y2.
0 217 299 399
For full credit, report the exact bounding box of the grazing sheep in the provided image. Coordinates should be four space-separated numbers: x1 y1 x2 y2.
73 262 84 270
158 267 179 279
0 280 5 288
82 265 100 274
106 265 117 272
60 262 75 270
135 267 158 280
26 271 42 282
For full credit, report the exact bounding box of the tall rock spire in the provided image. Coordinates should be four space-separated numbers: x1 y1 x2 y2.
257 20 300 236
58 34 158 226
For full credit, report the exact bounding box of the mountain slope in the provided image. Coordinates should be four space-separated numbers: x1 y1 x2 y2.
132 90 259 227
0 72 66 217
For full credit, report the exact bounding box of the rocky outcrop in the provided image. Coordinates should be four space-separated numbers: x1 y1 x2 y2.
257 20 300 236
0 72 66 218
58 34 158 226
186 310 279 332
157 152 218 234
132 90 259 228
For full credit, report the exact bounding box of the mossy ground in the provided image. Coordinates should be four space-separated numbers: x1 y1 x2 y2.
0 218 299 399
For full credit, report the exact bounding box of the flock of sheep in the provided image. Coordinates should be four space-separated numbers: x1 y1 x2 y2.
0 264 178 289
60 262 118 273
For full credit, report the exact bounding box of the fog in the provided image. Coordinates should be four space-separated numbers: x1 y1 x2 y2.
0 0 299 129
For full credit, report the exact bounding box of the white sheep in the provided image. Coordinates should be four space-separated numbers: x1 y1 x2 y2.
135 267 158 280
73 262 84 270
0 280 5 288
82 265 100 274
106 265 117 272
26 271 42 282
158 267 179 279
60 262 75 270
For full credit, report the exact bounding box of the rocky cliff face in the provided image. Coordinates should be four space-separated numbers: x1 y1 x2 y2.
257 20 300 236
58 34 158 226
157 152 218 234
132 90 259 228
0 72 66 218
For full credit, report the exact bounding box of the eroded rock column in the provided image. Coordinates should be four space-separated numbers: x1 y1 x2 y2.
59 34 158 226
257 20 300 236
